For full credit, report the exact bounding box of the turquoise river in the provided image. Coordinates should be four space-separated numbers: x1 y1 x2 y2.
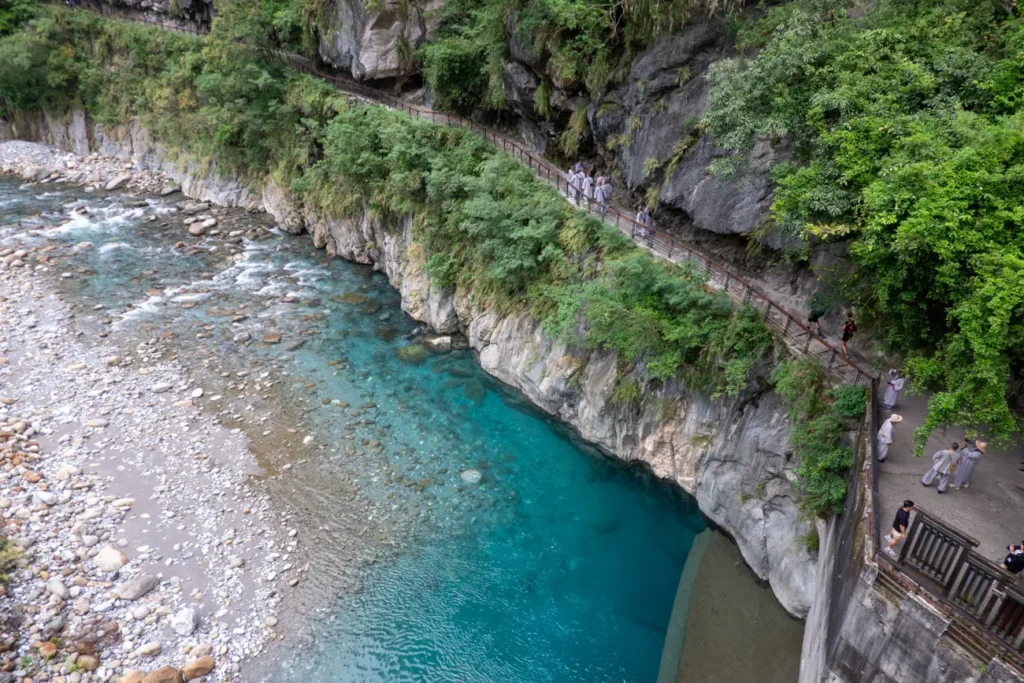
0 174 796 682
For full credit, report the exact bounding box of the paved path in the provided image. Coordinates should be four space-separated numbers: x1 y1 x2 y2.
878 389 1024 563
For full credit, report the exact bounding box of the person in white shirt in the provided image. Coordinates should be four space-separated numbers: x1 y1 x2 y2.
595 179 612 214
581 173 595 205
635 206 651 235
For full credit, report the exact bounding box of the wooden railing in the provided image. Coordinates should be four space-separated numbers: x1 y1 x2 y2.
71 6 878 385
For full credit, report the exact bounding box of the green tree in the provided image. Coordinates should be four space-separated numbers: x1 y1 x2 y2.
704 0 1024 449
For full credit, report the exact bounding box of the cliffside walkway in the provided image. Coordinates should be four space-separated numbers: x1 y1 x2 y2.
76 7 877 386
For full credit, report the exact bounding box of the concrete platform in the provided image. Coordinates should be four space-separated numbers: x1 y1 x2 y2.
877 389 1024 563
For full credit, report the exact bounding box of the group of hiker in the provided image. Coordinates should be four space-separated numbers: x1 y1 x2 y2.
565 162 654 234
807 304 858 360
876 367 989 494
566 163 611 212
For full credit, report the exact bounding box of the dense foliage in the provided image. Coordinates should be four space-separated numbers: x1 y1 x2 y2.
704 0 1024 450
0 5 773 399
419 0 742 115
0 0 36 36
772 358 865 517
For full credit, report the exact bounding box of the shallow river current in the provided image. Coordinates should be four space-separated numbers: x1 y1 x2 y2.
0 176 754 682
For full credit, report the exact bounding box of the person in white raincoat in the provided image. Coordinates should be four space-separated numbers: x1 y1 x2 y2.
883 369 906 412
581 173 595 205
567 166 580 201
877 414 902 462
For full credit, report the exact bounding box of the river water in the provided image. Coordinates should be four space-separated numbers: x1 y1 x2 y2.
0 176 720 681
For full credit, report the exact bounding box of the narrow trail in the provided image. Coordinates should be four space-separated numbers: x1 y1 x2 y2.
66 5 876 385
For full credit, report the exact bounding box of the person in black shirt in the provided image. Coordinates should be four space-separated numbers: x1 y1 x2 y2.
884 500 914 558
1005 543 1024 575
841 311 857 358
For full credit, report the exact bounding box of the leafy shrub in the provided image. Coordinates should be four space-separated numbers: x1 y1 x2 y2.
419 36 488 114
772 359 863 517
830 384 866 419
611 377 641 409
0 5 774 401
704 0 1024 450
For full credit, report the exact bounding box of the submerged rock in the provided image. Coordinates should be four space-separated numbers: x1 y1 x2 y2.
337 292 367 305
460 469 483 484
396 344 428 365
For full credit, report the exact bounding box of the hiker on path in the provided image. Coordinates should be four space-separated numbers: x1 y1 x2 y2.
581 172 595 205
595 178 612 214
806 290 829 338
567 166 581 201
921 442 960 493
884 500 915 558
877 413 902 462
635 206 651 237
841 311 857 358
882 369 906 412
952 440 987 489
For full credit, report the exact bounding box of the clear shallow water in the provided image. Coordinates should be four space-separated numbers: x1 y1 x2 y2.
1 176 706 682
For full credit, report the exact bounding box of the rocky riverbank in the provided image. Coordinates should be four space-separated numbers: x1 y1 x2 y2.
0 166 291 680
0 121 816 620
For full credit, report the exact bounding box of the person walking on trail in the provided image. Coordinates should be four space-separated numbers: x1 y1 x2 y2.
884 500 915 558
806 289 829 338
841 311 857 358
581 172 595 205
596 178 612 215
882 368 906 412
567 166 581 202
635 206 651 237
921 442 960 493
877 413 902 462
952 440 987 489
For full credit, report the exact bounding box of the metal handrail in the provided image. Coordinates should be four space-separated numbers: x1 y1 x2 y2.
69 7 878 384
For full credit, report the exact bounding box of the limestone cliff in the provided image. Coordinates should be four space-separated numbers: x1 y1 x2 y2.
318 0 445 82
1 109 817 619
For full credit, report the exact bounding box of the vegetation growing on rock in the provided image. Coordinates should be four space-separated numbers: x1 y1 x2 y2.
704 0 1024 450
772 358 865 517
0 4 773 400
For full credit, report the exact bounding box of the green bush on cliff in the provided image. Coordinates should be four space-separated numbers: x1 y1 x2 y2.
703 0 1024 451
0 5 774 399
420 0 744 111
771 358 865 517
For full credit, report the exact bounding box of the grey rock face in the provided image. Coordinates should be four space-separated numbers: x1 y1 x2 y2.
588 19 783 239
319 0 445 81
